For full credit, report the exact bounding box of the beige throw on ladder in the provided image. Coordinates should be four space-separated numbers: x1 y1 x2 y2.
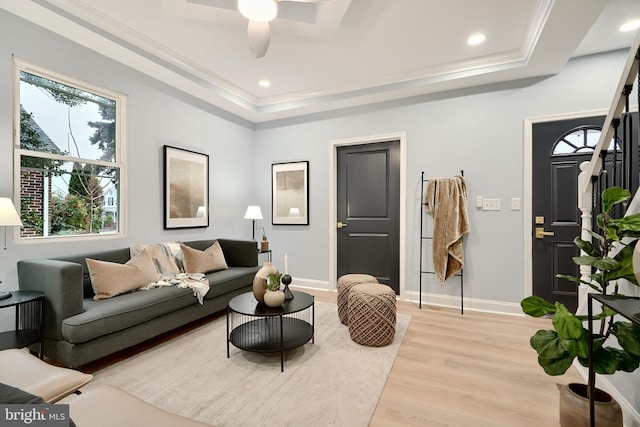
424 175 470 285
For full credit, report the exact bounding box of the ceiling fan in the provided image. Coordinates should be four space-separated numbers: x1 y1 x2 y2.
237 0 326 58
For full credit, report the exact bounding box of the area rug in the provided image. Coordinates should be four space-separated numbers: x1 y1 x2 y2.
89 301 411 426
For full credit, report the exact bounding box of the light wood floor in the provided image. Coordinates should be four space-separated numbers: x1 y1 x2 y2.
82 287 583 426
306 288 584 427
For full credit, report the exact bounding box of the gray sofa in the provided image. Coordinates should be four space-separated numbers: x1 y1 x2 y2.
17 239 259 368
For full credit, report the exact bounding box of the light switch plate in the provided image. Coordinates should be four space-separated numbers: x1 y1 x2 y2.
511 198 521 210
482 198 501 211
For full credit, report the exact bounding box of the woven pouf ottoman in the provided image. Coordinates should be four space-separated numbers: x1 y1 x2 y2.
337 274 378 325
348 282 396 347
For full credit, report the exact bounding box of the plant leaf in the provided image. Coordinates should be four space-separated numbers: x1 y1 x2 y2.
555 274 597 287
571 256 620 271
560 332 589 359
530 330 565 359
592 257 620 271
537 355 574 376
592 347 619 374
571 256 601 267
612 215 640 234
607 243 640 285
602 187 630 213
586 229 605 247
552 303 584 340
520 296 555 317
574 237 595 257
608 347 640 372
613 321 640 358
530 330 574 375
605 226 620 242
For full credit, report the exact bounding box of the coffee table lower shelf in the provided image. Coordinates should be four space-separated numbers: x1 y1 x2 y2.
229 317 313 352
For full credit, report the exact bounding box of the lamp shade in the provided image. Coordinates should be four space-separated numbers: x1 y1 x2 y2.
244 205 263 220
0 197 22 226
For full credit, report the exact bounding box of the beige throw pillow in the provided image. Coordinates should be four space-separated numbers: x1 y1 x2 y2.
87 250 162 300
180 242 228 274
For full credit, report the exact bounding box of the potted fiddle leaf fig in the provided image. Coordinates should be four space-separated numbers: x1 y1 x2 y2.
521 187 640 426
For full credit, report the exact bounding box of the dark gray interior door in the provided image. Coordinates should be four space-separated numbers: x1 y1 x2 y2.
532 113 638 313
337 141 400 294
532 116 605 313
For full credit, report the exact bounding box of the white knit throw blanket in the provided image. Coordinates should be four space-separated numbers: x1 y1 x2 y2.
139 273 209 305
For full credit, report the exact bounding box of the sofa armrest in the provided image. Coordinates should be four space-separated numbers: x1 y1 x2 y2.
17 259 85 341
217 239 258 267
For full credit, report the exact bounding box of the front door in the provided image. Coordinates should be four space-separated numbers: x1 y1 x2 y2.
531 114 640 312
336 141 400 294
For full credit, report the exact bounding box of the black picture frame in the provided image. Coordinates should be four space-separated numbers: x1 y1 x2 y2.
272 161 309 225
163 145 209 229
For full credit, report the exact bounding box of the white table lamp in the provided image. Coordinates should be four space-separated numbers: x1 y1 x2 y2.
0 197 23 300
244 205 263 240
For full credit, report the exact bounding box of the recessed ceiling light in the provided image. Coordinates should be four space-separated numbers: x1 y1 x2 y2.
467 33 486 46
259 79 271 88
619 19 640 33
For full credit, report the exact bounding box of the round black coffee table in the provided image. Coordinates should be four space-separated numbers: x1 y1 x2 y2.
226 290 314 372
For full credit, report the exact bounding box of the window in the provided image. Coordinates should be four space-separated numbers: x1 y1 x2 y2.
552 126 619 155
14 61 126 239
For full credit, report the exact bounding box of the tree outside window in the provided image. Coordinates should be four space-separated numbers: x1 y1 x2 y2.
15 65 124 239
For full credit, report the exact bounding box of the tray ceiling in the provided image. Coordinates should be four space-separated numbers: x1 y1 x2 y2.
2 0 640 124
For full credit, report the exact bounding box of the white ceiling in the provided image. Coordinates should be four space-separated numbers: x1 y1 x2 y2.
3 0 640 124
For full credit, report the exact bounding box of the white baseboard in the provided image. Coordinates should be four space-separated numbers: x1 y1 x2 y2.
290 280 523 316
288 277 334 292
571 363 640 427
403 291 525 316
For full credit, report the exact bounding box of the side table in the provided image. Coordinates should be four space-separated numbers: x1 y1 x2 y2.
587 294 640 427
0 290 45 359
258 249 272 263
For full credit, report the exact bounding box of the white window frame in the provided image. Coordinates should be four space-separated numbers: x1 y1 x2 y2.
13 58 127 242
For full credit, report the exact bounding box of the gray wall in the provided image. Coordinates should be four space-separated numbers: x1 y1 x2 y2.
0 9 638 419
252 50 627 303
0 9 255 294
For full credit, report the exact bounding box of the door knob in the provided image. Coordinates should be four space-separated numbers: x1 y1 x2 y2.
535 227 555 239
337 221 348 229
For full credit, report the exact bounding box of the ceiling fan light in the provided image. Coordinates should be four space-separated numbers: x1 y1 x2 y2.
248 20 271 58
238 0 277 23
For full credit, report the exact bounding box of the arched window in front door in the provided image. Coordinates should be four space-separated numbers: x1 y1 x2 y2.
551 126 619 156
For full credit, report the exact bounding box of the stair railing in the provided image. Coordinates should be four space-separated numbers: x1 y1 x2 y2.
576 31 640 313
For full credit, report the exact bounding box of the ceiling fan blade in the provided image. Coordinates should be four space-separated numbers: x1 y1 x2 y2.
247 20 271 58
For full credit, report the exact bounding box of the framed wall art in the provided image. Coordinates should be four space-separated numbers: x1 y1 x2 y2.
163 145 209 229
272 161 309 225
